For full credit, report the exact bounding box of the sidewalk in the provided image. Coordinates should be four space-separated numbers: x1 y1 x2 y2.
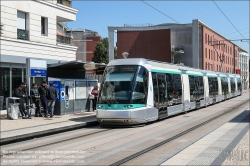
0 111 97 145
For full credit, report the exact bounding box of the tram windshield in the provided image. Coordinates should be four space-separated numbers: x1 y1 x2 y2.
98 65 148 104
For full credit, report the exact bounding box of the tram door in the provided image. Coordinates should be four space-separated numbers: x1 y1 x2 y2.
156 74 168 119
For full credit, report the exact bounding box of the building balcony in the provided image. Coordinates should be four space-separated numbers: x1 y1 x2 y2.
57 0 71 7
172 45 185 53
17 29 29 40
57 35 71 45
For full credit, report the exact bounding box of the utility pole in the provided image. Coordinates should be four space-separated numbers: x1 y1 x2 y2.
211 40 226 72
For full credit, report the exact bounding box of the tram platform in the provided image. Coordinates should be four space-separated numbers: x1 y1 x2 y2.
0 111 97 145
161 105 249 165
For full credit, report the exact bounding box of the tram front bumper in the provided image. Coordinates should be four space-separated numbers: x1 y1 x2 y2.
96 108 147 125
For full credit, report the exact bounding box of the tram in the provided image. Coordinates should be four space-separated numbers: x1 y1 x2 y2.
96 58 242 125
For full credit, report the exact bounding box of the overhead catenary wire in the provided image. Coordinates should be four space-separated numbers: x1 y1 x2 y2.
141 0 249 44
211 0 249 43
223 27 249 36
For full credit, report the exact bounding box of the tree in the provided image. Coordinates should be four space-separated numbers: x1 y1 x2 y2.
92 38 109 64
92 38 118 64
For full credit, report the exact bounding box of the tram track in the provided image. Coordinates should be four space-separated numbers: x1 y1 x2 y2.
110 99 249 166
1 92 248 165
0 127 111 157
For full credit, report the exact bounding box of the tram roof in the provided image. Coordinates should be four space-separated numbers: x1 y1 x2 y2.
107 58 240 77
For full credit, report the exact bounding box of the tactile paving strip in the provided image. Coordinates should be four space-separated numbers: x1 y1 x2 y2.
187 117 249 165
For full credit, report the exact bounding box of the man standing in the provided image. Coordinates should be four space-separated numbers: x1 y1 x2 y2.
15 85 29 119
46 82 57 118
21 82 29 109
38 81 48 117
30 83 42 117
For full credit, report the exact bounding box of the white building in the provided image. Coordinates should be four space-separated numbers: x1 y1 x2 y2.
0 0 78 109
238 50 249 89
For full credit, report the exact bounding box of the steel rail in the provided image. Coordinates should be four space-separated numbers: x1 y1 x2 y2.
110 99 249 166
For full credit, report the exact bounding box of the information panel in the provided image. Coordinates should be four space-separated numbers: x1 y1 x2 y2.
75 81 87 99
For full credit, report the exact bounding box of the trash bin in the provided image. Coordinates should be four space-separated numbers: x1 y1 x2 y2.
0 96 3 110
6 97 20 120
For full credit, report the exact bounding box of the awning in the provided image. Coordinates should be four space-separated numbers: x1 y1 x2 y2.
47 60 106 71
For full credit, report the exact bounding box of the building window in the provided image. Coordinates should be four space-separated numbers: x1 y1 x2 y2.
17 11 29 40
209 49 210 59
41 17 48 36
205 33 207 44
205 48 207 58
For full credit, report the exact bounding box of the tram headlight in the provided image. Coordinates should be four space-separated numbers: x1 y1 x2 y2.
124 105 133 108
97 105 103 108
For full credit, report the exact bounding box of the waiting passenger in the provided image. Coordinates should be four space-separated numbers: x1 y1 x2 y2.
38 81 48 117
30 83 42 117
91 85 99 111
15 85 29 119
46 82 57 118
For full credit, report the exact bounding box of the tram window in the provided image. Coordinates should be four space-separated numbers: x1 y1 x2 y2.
197 76 204 100
166 73 182 105
131 66 148 104
152 73 158 107
189 75 204 101
230 78 235 93
157 74 167 104
237 78 242 91
221 77 228 95
188 75 195 102
208 77 218 96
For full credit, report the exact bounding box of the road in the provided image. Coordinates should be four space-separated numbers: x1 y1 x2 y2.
1 91 249 165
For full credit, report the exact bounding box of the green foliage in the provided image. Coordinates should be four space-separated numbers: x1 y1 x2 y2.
92 38 117 64
92 38 109 64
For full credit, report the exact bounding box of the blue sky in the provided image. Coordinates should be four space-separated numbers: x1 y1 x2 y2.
67 1 249 53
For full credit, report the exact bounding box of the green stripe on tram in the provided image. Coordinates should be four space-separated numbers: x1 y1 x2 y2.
186 72 203 76
206 74 217 77
96 104 146 110
151 69 181 74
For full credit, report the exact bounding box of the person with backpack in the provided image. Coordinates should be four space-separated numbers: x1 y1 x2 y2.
15 85 29 119
30 83 42 117
38 81 48 117
46 82 57 118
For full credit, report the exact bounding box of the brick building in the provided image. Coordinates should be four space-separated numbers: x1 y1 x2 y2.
108 19 247 73
66 29 101 62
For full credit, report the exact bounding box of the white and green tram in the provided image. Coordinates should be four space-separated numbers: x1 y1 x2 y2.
96 58 242 125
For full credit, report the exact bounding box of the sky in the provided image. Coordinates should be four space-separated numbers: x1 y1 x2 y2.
67 1 250 54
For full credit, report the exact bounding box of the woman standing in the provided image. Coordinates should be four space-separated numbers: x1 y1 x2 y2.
91 85 99 111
